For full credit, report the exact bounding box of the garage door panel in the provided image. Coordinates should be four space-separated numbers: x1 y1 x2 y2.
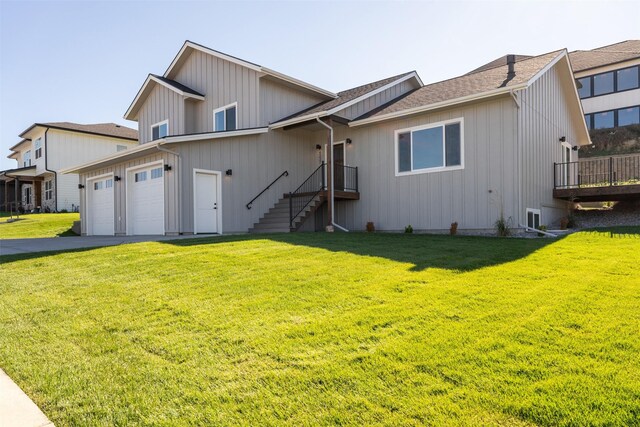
128 165 164 235
88 177 114 235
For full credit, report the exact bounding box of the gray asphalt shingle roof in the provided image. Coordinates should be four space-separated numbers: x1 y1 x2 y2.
275 71 416 122
569 40 640 72
357 50 564 120
150 74 205 97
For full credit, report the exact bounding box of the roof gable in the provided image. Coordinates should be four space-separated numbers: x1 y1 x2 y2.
16 122 138 146
351 50 565 125
124 74 204 121
165 40 336 99
271 71 423 128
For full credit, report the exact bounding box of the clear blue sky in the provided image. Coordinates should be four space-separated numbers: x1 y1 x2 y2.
1 0 638 169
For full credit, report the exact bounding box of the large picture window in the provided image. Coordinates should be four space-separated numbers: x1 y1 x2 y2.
396 120 463 175
213 103 237 132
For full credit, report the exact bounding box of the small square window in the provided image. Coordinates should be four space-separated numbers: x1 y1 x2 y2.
526 209 541 231
94 181 104 190
151 121 168 140
135 171 147 182
617 67 639 92
105 179 113 188
593 72 614 96
150 167 163 179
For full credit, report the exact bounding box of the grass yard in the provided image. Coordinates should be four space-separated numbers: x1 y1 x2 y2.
0 212 79 239
1 230 639 426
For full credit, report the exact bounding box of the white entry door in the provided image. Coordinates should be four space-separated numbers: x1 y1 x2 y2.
87 176 114 235
128 165 165 235
194 171 219 234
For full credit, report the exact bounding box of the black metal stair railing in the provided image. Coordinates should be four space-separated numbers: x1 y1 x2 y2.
289 162 325 227
246 170 288 209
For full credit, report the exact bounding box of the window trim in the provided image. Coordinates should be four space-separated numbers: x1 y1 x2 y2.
213 102 238 132
394 118 464 177
34 138 43 159
526 208 541 232
44 179 53 201
150 119 169 141
23 150 32 167
576 65 640 100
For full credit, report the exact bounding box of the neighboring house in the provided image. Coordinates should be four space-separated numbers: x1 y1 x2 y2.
64 41 589 236
1 122 138 212
569 40 640 130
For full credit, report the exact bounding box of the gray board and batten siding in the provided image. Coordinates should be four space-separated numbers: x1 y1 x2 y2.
518 62 579 227
331 95 519 232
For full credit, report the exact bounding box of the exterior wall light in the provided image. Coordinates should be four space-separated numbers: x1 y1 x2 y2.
315 144 322 150
572 146 579 151
164 164 172 172
559 136 566 142
346 138 352 144
226 169 233 176
78 184 85 189
114 176 121 181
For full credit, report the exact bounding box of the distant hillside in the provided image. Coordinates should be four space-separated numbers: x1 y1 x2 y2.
580 124 640 158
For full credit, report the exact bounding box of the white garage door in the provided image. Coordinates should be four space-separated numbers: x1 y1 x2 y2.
128 164 165 235
87 176 114 236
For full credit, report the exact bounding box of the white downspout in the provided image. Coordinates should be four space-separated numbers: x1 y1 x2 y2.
157 142 182 234
315 117 349 232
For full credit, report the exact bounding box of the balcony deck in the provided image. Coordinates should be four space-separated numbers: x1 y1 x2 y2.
553 154 640 202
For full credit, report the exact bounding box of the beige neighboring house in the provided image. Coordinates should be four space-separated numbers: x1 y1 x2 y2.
569 40 640 129
1 122 138 212
64 40 589 236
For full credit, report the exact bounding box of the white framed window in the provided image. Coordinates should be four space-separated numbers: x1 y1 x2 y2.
116 144 128 152
23 150 32 167
395 118 464 176
94 181 104 190
35 138 43 159
151 120 169 141
44 180 53 201
213 102 237 132
105 178 113 188
526 208 541 231
150 167 163 179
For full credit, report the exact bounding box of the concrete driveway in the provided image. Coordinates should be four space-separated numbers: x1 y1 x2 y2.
0 234 219 256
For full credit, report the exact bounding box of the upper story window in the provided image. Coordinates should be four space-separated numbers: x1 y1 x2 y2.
23 150 31 167
395 119 463 176
151 120 168 140
577 65 640 99
116 144 128 152
214 103 237 132
34 138 43 159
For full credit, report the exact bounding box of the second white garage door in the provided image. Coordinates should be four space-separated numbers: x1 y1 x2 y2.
127 164 165 235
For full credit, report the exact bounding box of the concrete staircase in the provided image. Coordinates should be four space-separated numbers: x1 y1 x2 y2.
249 194 324 233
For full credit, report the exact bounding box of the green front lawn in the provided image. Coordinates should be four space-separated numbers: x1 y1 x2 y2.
1 231 639 426
0 212 79 239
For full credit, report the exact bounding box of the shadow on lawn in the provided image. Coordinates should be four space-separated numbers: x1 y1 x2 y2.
583 227 640 239
165 232 560 272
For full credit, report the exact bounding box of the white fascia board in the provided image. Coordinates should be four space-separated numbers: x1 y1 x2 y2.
124 75 153 121
326 72 422 116
165 41 336 100
162 127 269 144
269 112 328 130
60 142 160 174
558 53 592 146
261 67 337 99
526 50 567 87
349 84 527 127
165 42 262 78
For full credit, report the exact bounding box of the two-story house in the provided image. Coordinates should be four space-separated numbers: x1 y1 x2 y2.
65 41 589 236
569 40 640 130
1 122 137 212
